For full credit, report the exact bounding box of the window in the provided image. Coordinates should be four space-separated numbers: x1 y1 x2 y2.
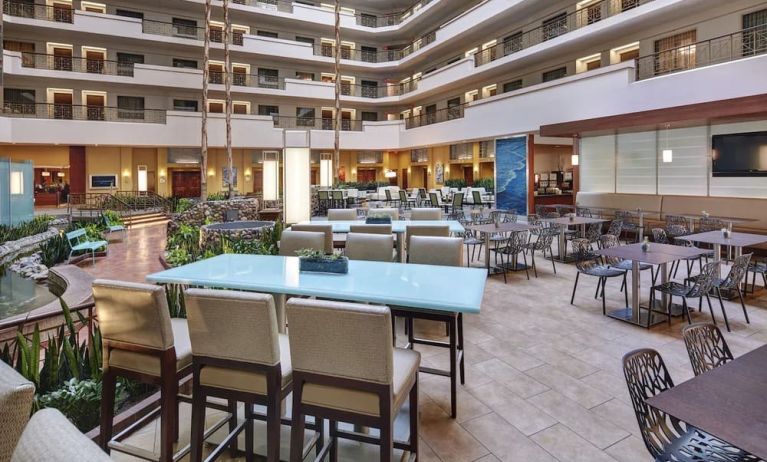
296 36 315 45
479 141 495 159
258 105 279 116
10 171 24 195
542 67 567 82
361 80 378 98
295 71 314 80
619 48 639 62
447 97 461 120
542 13 567 41
257 30 278 38
296 107 315 126
81 2 105 13
359 13 377 27
424 104 437 125
116 52 143 76
232 102 249 114
257 68 279 88
172 18 198 37
209 101 224 113
173 58 197 69
361 111 378 121
173 99 198 111
115 9 143 19
743 9 767 56
503 79 522 92
4 88 36 114
4 40 35 67
117 96 145 119
654 30 696 75
503 32 523 55
361 45 377 63
411 148 428 163
449 143 472 161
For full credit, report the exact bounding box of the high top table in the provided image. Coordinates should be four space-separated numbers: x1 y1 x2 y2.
647 344 767 460
468 222 537 275
542 216 608 262
594 243 710 327
147 254 486 418
297 219 465 262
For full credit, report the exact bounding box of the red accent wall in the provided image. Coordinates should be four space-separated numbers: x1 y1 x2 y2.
69 146 86 194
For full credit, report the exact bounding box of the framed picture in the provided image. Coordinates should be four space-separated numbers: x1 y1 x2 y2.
435 162 444 184
90 174 118 189
222 166 237 188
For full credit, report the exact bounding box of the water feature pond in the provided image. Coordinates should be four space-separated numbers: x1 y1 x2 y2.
0 270 56 319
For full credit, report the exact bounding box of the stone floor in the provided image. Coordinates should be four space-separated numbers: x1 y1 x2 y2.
77 223 767 462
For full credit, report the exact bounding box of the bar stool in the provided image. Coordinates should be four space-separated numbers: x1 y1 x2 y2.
410 208 441 221
185 289 321 462
287 299 420 462
327 208 358 221
275 230 327 333
93 279 192 462
346 233 394 262
289 224 334 254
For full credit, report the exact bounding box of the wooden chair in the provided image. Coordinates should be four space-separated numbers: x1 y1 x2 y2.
346 233 394 262
410 208 442 221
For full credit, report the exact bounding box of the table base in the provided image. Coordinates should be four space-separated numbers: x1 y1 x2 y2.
607 307 666 327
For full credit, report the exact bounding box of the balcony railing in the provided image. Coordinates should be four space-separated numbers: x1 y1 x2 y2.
3 1 74 22
474 0 651 67
208 71 284 89
355 0 436 28
636 24 767 80
272 116 363 131
231 0 293 13
2 103 167 123
142 18 206 40
19 52 134 76
405 104 465 129
313 30 436 63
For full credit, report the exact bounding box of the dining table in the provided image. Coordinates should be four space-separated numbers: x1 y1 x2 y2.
664 213 759 232
678 230 767 277
594 242 711 327
467 222 538 275
647 344 767 460
147 253 486 419
542 216 608 262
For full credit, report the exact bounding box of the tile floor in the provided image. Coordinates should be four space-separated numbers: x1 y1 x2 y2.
78 224 767 462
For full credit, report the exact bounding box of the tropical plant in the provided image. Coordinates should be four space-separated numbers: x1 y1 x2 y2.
39 232 71 267
102 210 123 226
206 192 227 201
173 198 195 214
164 283 187 318
0 215 54 244
166 224 201 254
444 178 467 189
295 249 342 260
37 378 125 433
473 177 494 191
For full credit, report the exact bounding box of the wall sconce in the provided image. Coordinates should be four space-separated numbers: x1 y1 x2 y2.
41 171 51 177
208 169 215 177
385 169 397 179
122 169 131 178
571 134 580 166
159 169 166 184
571 154 580 166
245 169 252 181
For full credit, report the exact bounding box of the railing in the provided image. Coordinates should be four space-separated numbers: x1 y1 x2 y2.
636 24 767 80
2 103 167 123
3 1 74 23
405 104 465 129
355 0 436 28
475 0 651 67
208 71 284 89
313 30 436 63
272 116 363 131
19 52 135 76
142 18 206 40
231 0 293 13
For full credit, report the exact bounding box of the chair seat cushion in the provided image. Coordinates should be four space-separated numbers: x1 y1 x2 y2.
300 348 420 418
108 319 192 376
199 335 292 394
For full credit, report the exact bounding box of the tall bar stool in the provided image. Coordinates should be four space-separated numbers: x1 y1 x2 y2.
346 233 395 262
410 208 441 221
93 279 193 462
287 299 420 462
327 208 358 221
289 224 334 255
404 225 449 260
185 289 321 462
276 230 327 333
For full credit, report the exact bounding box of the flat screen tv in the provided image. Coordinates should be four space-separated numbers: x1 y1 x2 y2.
712 131 767 177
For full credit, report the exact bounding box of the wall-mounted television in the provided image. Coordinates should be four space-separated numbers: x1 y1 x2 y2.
712 131 767 177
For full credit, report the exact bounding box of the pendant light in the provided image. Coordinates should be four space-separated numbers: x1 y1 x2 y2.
662 123 673 163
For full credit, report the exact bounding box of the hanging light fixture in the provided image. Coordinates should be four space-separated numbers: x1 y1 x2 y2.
662 123 673 163
571 135 580 166
385 169 397 178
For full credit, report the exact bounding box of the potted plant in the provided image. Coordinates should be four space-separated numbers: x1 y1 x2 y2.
296 249 349 274
366 212 392 225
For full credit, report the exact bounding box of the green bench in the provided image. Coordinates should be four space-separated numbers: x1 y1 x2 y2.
66 228 108 264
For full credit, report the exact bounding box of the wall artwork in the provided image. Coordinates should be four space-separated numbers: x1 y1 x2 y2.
495 137 528 214
222 166 238 188
435 162 444 184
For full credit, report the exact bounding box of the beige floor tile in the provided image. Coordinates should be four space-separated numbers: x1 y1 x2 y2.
523 343 599 379
531 424 619 462
525 364 611 409
605 436 654 462
465 381 557 436
473 358 549 399
591 399 641 438
418 399 490 462
462 413 557 462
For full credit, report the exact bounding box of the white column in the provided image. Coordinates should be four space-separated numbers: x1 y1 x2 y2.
320 152 333 187
262 151 279 201
283 130 311 224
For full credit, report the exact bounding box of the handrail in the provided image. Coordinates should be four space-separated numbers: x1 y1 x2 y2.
19 52 135 76
272 116 364 131
0 301 96 339
312 30 436 63
635 24 767 80
2 103 167 124
3 0 73 22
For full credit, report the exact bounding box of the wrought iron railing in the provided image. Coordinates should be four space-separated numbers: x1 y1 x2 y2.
636 24 767 80
2 103 167 123
475 0 651 66
3 1 74 22
231 0 293 13
208 71 284 89
313 30 436 63
404 104 466 129
18 52 134 76
142 18 206 40
355 0 436 28
272 116 363 131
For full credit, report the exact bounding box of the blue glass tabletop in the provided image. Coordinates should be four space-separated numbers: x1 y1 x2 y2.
147 254 485 314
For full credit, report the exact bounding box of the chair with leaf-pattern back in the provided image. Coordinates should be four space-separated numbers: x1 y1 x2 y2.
599 234 657 286
570 238 627 314
576 207 593 218
622 349 759 462
665 215 689 238
523 226 557 277
654 227 707 278
615 210 640 243
712 254 752 332
681 323 733 377
493 230 530 283
649 261 719 328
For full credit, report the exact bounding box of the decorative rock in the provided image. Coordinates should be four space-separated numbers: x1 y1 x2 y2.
0 227 60 266
168 198 262 234
8 252 50 281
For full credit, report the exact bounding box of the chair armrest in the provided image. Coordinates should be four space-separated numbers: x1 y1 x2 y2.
11 408 111 462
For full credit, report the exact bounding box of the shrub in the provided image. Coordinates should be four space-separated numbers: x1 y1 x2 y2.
206 192 227 201
102 210 123 226
0 215 54 244
174 198 195 214
444 178 467 189
37 378 125 433
39 232 71 267
473 177 494 191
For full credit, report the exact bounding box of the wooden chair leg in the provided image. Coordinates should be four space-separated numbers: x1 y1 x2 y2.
379 418 393 462
266 394 281 462
448 316 457 419
245 402 255 462
458 313 465 385
227 399 238 457
100 370 117 452
160 371 178 462
190 374 206 462
329 420 338 462
409 377 419 458
289 389 306 462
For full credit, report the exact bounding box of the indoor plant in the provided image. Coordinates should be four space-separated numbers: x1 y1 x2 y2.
295 249 349 274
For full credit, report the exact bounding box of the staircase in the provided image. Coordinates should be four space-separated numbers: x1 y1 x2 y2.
123 210 169 228
68 191 172 228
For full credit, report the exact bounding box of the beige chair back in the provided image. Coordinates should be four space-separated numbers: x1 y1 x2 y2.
410 208 442 221
93 279 174 351
287 299 393 385
279 230 326 256
327 209 358 221
290 224 333 254
409 236 463 267
405 224 450 250
370 208 399 220
349 224 392 235
185 289 280 365
346 233 394 262
0 361 35 462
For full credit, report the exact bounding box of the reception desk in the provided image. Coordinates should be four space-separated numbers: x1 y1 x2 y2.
534 193 573 207
34 191 62 207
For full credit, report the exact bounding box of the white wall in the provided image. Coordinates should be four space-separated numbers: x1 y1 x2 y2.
580 135 616 193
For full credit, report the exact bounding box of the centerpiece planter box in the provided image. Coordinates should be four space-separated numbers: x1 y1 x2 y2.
299 256 349 274
366 216 392 225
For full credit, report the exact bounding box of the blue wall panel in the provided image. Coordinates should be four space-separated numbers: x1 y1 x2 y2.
495 137 528 214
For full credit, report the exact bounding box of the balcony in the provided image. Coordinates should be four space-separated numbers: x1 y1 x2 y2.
3 0 73 23
2 103 167 123
355 0 436 28
142 18 205 41
313 30 436 63
272 116 363 131
405 104 465 129
19 52 134 76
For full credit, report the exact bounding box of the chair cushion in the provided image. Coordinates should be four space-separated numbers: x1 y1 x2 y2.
199 335 292 394
108 319 192 376
0 361 35 462
11 408 111 462
300 348 419 417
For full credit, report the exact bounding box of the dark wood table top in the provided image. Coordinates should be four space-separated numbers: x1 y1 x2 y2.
469 222 536 234
647 344 767 459
542 216 608 226
594 242 709 265
678 231 767 247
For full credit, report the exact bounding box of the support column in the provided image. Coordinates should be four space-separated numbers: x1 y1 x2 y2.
68 146 86 194
283 130 311 224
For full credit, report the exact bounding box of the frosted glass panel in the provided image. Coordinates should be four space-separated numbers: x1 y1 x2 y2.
0 159 34 225
580 135 615 193
616 132 656 194
658 127 708 196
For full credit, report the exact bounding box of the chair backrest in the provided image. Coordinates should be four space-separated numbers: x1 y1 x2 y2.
279 230 326 256
682 323 733 377
598 234 623 266
371 208 399 220
289 224 333 254
688 261 721 298
452 192 464 207
622 348 677 459
346 233 394 262
92 279 174 351
287 299 393 384
332 190 344 200
398 190 408 202
429 192 440 207
327 208 357 221
665 215 688 235
349 224 392 235
472 190 482 204
699 217 726 233
384 189 394 201
585 222 602 241
720 253 752 290
185 289 280 366
527 214 542 227
0 361 35 462
576 207 593 218
606 219 623 237
406 224 450 249
409 236 462 266
410 208 441 221
419 188 427 199
651 227 670 244
318 190 329 200
65 228 86 247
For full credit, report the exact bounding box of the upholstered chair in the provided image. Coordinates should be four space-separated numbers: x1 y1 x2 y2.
327 209 358 221
410 208 442 221
0 360 35 462
11 409 112 462
349 224 393 235
286 299 420 462
289 225 334 254
404 224 450 253
93 279 192 462
371 208 399 220
279 230 326 256
185 289 311 462
346 233 395 262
